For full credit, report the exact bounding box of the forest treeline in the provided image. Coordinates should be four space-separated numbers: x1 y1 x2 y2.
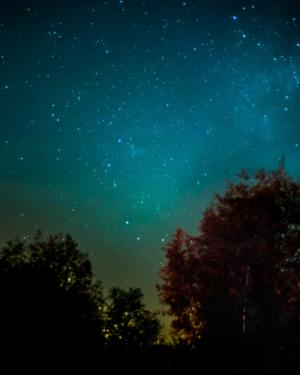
0 229 175 372
2 157 300 374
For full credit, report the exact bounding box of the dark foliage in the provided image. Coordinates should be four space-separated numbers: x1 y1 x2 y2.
0 261 104 371
103 286 166 349
156 156 300 373
0 230 168 371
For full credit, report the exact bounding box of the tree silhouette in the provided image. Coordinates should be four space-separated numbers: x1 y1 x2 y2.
0 230 108 370
29 229 95 293
0 229 106 318
103 286 166 350
156 156 300 373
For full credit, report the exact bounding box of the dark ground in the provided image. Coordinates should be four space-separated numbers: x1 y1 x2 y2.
3 334 300 374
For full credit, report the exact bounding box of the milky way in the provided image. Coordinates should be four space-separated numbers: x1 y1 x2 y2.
1 0 300 339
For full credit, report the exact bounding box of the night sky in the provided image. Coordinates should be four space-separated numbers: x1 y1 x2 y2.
1 0 300 340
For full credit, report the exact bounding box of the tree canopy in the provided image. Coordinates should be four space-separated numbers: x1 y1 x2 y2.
156 157 300 373
0 229 107 319
0 229 168 370
104 286 166 349
0 230 109 370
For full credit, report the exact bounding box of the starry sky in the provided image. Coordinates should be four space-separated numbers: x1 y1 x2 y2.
1 0 300 340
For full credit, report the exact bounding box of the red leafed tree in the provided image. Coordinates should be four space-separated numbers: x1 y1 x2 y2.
156 157 300 372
